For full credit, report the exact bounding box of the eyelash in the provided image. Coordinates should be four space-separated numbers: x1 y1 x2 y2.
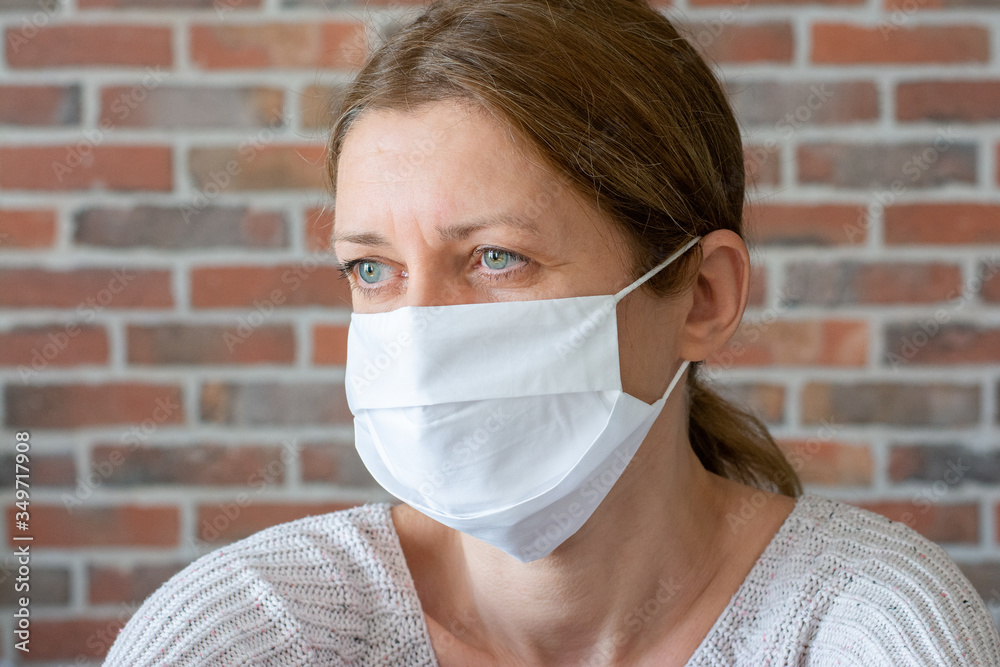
336 247 530 297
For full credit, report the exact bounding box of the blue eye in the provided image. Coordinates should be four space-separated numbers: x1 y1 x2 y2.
358 261 382 284
482 249 511 270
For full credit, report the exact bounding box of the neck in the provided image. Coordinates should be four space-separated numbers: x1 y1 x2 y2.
435 408 741 665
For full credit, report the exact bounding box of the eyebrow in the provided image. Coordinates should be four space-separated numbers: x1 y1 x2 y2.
332 213 541 246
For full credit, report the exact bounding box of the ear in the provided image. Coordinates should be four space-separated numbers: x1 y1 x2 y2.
676 229 750 363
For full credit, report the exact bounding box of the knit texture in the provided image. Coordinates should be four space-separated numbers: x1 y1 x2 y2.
105 493 1000 666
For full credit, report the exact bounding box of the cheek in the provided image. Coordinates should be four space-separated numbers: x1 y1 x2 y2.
616 300 677 402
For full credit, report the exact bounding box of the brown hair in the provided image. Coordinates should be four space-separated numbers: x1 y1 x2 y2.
326 0 801 496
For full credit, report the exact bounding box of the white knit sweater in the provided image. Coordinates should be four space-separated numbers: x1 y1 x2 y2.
105 492 1000 666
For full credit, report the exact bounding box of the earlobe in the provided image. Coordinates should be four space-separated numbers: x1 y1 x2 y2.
677 230 751 363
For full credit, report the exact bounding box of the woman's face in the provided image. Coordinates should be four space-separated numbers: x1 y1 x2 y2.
333 100 686 404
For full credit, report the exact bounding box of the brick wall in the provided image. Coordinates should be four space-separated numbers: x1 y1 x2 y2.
0 0 998 662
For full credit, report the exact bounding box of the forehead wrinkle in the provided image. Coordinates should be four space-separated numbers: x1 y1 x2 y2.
331 230 390 247
436 214 541 243
333 213 542 248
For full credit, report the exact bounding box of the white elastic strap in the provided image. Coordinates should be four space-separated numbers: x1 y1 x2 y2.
614 235 702 302
659 359 690 402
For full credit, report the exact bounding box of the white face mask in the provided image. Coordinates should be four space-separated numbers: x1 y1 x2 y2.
344 235 701 562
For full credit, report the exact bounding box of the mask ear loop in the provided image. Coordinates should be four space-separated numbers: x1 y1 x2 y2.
657 358 691 403
613 235 702 303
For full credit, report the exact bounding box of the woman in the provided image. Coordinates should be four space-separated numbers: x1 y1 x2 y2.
106 0 1000 664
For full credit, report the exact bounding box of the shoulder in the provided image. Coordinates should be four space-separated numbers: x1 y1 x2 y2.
104 503 435 667
735 493 1000 666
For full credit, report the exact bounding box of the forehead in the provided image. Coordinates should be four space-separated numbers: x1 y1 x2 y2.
332 101 627 260
336 102 548 197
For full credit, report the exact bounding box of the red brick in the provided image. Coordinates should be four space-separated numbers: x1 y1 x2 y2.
75 206 287 249
8 505 179 547
727 80 878 127
305 206 334 251
300 84 346 131
0 145 172 191
897 81 1000 123
5 25 172 68
0 85 79 125
776 439 873 486
997 144 1000 188
4 382 184 429
0 453 75 487
301 442 380 486
29 618 126 661
197 501 357 544
0 324 108 368
783 261 962 305
190 22 367 70
82 0 258 7
313 324 348 365
89 563 185 605
812 24 989 65
91 443 286 486
128 324 295 365
0 0 58 8
0 268 173 308
797 142 976 189
958 563 1000 609
0 566 69 605
199 381 352 426
856 500 979 544
982 261 1000 303
744 144 780 188
802 382 979 426
885 204 1000 245
706 319 867 368
885 323 1000 366
745 203 868 246
890 444 999 484
188 144 326 191
100 85 283 129
885 0 997 8
0 209 57 248
686 22 794 64
190 265 350 308
711 383 786 425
